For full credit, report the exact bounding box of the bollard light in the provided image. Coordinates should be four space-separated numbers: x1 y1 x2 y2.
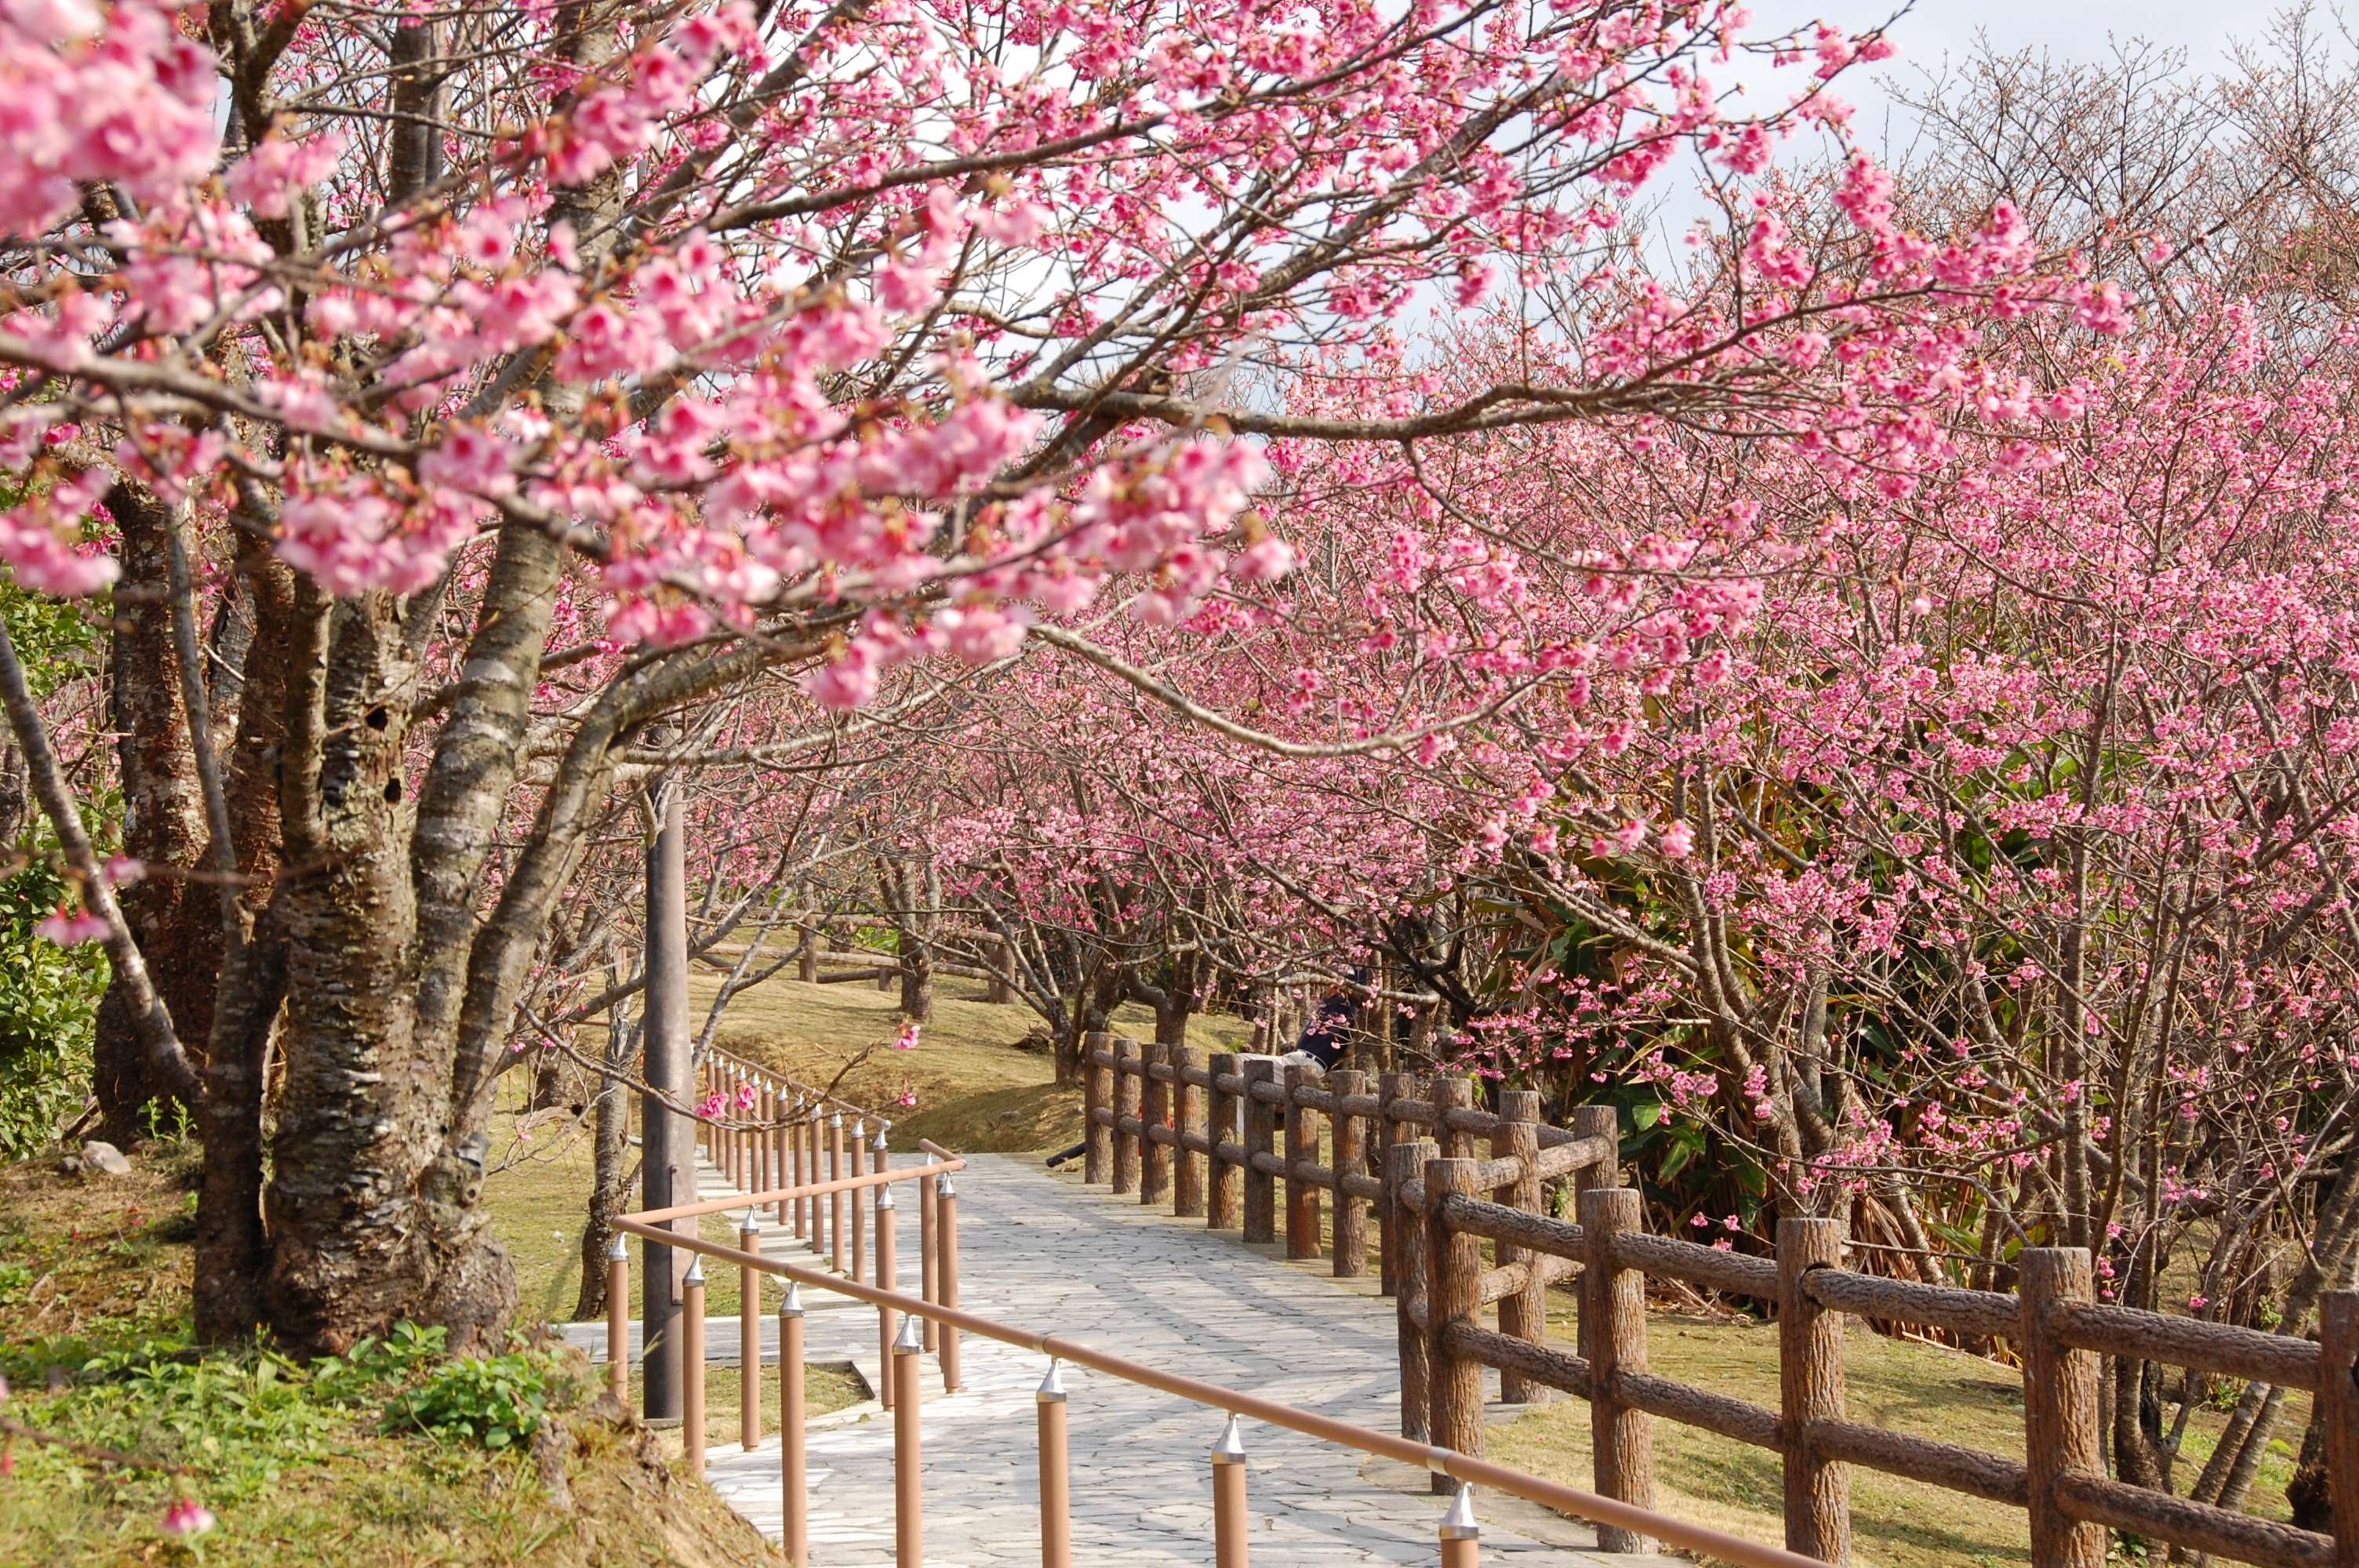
1212 1414 1249 1568
1037 1360 1071 1568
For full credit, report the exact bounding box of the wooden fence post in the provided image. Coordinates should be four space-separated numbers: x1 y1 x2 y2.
1082 1030 1113 1185
1778 1217 1849 1564
1432 1074 1475 1160
1581 1185 1655 1552
1209 1052 1242 1229
1376 1073 1411 1296
1285 1061 1323 1261
1142 1040 1172 1206
2021 1248 2106 1568
1112 1037 1143 1196
1424 1156 1485 1492
2321 1290 2359 1568
1572 1104 1618 1365
1176 1045 1208 1218
1496 1091 1545 1403
1331 1069 1370 1279
1242 1056 1278 1244
1393 1137 1438 1441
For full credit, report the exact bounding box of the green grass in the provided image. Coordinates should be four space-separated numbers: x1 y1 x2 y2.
1482 1296 2308 1568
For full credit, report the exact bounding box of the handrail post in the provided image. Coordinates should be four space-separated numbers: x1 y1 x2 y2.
795 1105 814 1243
1083 1030 1114 1185
1392 1138 1438 1440
1112 1036 1143 1196
1438 1483 1481 1568
892 1312 924 1568
877 1184 900 1409
829 1112 847 1272
920 1146 940 1353
1176 1044 1209 1218
605 1238 629 1399
780 1283 808 1567
1242 1056 1278 1243
1212 1415 1250 1568
2021 1248 2106 1568
1209 1052 1243 1229
1332 1069 1369 1278
2320 1290 2359 1568
1142 1039 1173 1205
851 1118 870 1284
1285 1061 1324 1262
740 1220 764 1453
1580 1185 1654 1550
1495 1091 1544 1403
683 1258 707 1481
1038 1361 1072 1568
939 1173 963 1392
1425 1157 1484 1492
1777 1217 1848 1563
1571 1105 1618 1366
758 1082 773 1196
1375 1073 1414 1296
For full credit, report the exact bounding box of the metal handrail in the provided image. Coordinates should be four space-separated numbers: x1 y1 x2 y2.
631 1157 964 1225
608 1213 1833 1568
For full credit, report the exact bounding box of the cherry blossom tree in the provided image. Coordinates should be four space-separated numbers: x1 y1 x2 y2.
2 0 2092 1356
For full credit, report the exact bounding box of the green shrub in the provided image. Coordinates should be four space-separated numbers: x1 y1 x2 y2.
380 1345 578 1450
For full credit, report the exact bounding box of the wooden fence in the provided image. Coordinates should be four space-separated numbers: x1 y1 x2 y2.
1087 1034 2359 1568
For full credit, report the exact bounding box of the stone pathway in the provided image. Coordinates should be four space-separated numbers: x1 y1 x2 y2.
570 1153 1616 1566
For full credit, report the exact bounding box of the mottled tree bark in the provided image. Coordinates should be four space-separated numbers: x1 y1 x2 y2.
95 482 217 1144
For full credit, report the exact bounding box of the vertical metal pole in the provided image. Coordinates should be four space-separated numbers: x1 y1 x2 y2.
642 782 691 1424
938 1174 962 1392
791 1102 809 1239
1439 1483 1481 1568
830 1113 847 1273
1212 1415 1250 1568
893 1313 924 1568
1037 1362 1071 1568
920 1154 940 1352
851 1119 870 1284
740 1220 763 1453
877 1185 900 1409
780 1283 808 1567
682 1258 707 1480
606 1238 630 1400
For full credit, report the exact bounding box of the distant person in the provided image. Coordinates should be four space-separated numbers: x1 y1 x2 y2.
1281 971 1365 1071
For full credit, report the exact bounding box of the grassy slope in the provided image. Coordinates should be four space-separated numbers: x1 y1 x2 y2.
0 1150 789 1567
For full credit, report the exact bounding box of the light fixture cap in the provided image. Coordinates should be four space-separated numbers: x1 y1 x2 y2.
1439 1483 1480 1541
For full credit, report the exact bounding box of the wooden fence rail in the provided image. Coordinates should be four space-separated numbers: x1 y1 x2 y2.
1088 1036 2359 1568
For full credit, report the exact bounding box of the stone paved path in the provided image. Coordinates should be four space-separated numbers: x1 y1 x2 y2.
572 1153 1614 1566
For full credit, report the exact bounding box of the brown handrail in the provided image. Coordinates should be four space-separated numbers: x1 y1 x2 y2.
609 1215 1832 1568
630 1157 964 1225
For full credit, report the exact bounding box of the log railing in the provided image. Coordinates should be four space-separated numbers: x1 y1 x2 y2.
1088 1040 2359 1568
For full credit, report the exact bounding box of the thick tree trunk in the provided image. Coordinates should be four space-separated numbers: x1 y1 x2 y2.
95 482 216 1143
263 590 445 1354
